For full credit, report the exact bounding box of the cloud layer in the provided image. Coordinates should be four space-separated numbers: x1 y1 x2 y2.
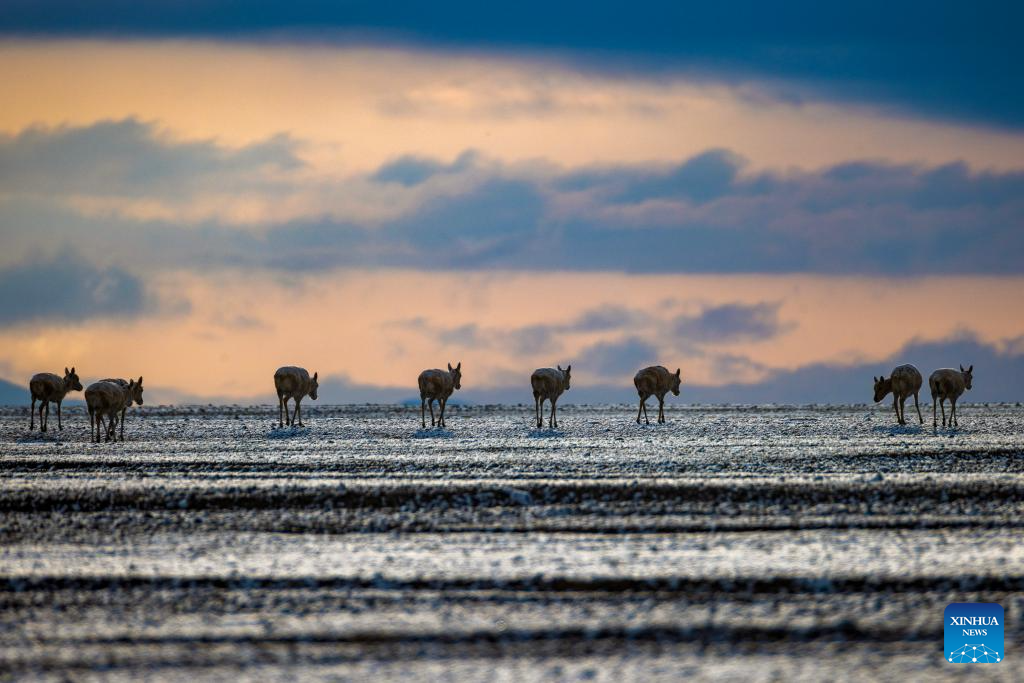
680 333 1024 405
3 2 1021 129
672 302 791 343
0 251 149 324
0 266 1020 403
2 31 1023 404
416 332 1024 405
0 119 301 197
96 332 1019 407
3 121 1024 279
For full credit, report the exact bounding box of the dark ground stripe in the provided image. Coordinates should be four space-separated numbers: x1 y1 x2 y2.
4 573 1023 594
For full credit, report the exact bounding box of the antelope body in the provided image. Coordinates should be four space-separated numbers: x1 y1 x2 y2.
29 367 82 432
531 365 571 429
929 365 973 428
274 366 319 428
85 377 143 442
418 363 461 428
634 366 682 424
100 377 145 441
873 364 923 425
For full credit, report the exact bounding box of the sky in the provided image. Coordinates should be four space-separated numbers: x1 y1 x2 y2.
1 2 1023 404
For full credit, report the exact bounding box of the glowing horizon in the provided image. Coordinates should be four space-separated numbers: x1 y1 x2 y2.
1 270 1021 403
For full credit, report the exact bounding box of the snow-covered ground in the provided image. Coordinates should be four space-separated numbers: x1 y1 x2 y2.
1 403 1022 680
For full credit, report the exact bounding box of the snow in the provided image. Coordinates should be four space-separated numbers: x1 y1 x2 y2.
1 402 1021 680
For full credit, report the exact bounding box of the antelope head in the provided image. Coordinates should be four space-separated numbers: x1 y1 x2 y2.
873 375 891 403
448 362 462 390
64 366 83 392
130 376 144 406
960 364 973 390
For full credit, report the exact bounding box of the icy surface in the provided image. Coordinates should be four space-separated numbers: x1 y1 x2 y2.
1 403 1023 680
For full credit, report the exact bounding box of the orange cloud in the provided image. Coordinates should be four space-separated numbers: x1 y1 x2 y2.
3 40 1024 177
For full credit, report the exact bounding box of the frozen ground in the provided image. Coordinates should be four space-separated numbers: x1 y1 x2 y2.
1 403 1022 681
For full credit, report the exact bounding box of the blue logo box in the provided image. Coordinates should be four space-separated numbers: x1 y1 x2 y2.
945 603 1004 664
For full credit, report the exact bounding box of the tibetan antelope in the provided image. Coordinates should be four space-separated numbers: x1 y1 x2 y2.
634 366 682 424
929 365 973 428
99 377 144 441
274 366 319 428
873 364 923 425
29 366 83 432
531 365 571 429
85 377 143 443
418 363 462 428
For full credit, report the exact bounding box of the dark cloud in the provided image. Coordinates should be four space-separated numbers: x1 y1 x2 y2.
710 353 765 378
505 325 558 356
0 377 26 405
576 337 658 377
387 319 556 355
0 118 302 197
673 302 792 343
0 251 154 325
2 2 1021 129
385 178 545 263
320 331 1024 405
568 305 650 332
358 332 1024 404
372 150 477 187
437 323 486 347
388 305 650 358
360 150 1024 275
685 333 1024 404
561 149 745 204
316 375 412 404
4 134 1024 275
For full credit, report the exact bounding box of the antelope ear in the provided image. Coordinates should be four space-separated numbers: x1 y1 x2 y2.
960 364 964 372
313 372 318 381
65 367 70 375
71 367 75 374
137 376 143 385
456 362 461 371
557 365 563 372
448 363 453 372
968 365 973 373
675 368 681 377
566 365 571 373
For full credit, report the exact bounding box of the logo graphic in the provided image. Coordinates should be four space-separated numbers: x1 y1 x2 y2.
945 603 1003 664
